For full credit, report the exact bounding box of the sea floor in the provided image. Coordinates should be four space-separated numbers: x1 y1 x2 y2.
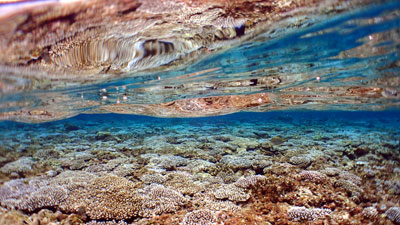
0 111 400 225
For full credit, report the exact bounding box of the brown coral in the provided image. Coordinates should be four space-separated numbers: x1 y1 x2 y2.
164 172 204 195
138 184 187 217
182 209 217 225
287 206 332 221
213 184 250 202
234 175 267 188
299 170 328 184
61 175 142 220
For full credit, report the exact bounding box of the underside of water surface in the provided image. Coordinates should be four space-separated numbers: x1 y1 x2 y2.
0 0 400 225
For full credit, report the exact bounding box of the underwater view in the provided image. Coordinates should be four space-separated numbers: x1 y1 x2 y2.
0 0 400 224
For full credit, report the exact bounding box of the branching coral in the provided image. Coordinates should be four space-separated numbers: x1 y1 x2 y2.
0 178 67 212
61 175 142 220
386 207 400 224
288 155 312 168
213 184 250 202
164 172 204 195
287 206 331 221
234 175 267 188
299 170 328 184
137 184 187 217
182 209 217 225
362 206 378 219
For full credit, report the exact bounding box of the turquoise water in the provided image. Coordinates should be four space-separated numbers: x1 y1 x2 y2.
0 1 400 225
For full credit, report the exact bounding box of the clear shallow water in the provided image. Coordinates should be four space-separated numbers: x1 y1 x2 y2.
1 1 400 225
0 111 400 224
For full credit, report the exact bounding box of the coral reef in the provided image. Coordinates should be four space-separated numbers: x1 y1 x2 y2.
287 206 332 221
86 220 129 225
213 184 250 203
0 111 400 224
0 178 67 212
386 207 400 224
0 157 35 175
182 209 217 225
138 184 187 217
61 175 142 220
299 170 328 184
234 175 267 188
362 206 378 219
334 179 363 201
288 155 313 168
164 172 204 195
